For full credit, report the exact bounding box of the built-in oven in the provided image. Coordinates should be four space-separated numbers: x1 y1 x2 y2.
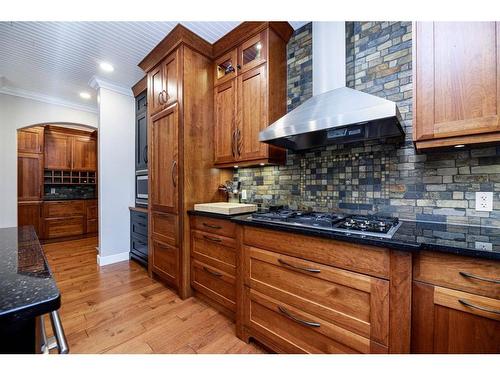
135 172 148 207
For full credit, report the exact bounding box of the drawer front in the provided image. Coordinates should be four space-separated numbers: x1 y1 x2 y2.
131 216 148 237
87 219 98 234
246 246 389 345
191 230 236 275
86 200 98 219
243 226 390 279
131 235 148 259
191 259 236 312
248 289 379 354
152 240 178 286
414 251 500 299
44 201 85 218
152 211 177 246
191 216 236 238
44 217 85 238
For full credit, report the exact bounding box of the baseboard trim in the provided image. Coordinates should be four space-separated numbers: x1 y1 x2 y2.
97 251 130 266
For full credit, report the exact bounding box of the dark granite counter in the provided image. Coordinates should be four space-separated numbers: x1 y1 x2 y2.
0 226 60 322
43 196 96 201
188 210 500 261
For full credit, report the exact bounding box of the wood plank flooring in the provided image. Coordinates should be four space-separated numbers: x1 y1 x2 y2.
42 237 265 354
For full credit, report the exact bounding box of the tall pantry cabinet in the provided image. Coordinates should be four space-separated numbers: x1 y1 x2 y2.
139 25 229 298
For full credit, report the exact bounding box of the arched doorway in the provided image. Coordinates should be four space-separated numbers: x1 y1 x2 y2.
17 123 99 243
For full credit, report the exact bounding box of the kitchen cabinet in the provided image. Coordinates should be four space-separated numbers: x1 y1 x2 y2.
18 201 42 237
412 251 500 353
44 127 97 171
18 152 43 201
212 23 292 168
85 199 98 234
135 90 148 172
130 207 148 267
17 126 44 154
413 22 500 149
150 104 178 214
139 25 229 298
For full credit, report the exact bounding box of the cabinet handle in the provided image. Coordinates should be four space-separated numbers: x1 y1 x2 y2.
158 92 164 105
278 306 321 328
231 130 236 158
171 160 177 187
459 271 500 284
278 258 321 273
135 222 146 227
203 235 222 243
163 90 170 102
458 299 500 315
236 128 242 156
203 223 222 229
203 266 223 277
143 145 148 163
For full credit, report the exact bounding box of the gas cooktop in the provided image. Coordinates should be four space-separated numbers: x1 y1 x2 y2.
251 210 401 239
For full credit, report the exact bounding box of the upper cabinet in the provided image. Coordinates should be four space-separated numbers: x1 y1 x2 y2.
213 24 292 167
413 22 500 150
18 126 44 154
148 49 179 116
44 127 97 171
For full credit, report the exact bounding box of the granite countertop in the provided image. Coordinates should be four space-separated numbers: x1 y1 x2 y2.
43 196 97 201
0 226 60 322
188 210 500 261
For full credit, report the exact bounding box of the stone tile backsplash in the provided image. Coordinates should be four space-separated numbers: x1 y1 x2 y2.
234 21 500 226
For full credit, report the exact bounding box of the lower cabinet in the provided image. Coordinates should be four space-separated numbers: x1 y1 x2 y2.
130 208 148 267
18 201 42 238
152 239 179 287
44 217 85 239
41 199 97 240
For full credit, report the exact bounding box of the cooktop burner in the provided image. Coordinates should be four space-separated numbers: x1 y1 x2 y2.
251 210 401 239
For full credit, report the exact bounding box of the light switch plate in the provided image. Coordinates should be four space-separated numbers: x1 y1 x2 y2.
475 192 493 212
241 190 247 200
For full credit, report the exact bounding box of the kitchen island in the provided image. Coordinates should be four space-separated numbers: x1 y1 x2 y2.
0 226 61 353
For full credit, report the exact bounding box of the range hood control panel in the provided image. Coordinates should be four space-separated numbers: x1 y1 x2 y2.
327 125 364 139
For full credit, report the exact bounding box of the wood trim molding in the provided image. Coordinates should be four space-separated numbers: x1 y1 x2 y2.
138 24 213 72
132 76 147 97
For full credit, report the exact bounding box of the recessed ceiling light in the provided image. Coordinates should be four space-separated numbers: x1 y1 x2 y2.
80 92 91 99
99 62 114 72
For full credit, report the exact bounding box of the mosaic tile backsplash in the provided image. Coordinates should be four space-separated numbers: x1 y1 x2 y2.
234 21 500 226
44 185 96 200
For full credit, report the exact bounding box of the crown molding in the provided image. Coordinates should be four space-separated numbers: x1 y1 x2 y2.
0 85 98 113
88 76 133 97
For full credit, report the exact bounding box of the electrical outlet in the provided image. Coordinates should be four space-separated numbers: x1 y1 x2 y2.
475 192 493 212
475 241 493 251
241 189 247 200
50 187 55 194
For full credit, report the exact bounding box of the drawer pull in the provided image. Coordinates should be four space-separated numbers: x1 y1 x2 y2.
135 222 146 227
459 271 500 284
202 223 222 229
203 235 222 243
278 259 321 273
458 299 500 315
278 306 321 328
203 266 223 277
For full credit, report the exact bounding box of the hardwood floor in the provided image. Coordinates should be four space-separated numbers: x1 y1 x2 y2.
42 237 265 354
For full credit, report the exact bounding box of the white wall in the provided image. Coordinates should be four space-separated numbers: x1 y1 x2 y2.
95 87 135 265
0 93 97 228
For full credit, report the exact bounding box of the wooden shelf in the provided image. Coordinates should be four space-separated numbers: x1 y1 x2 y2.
44 169 96 185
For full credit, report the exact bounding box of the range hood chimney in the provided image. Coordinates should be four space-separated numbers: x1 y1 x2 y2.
259 22 404 151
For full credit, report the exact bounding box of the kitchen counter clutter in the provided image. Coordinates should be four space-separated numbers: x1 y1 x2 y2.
0 226 64 353
188 210 500 261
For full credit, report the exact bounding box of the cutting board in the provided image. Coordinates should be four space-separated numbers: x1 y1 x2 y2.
194 202 257 215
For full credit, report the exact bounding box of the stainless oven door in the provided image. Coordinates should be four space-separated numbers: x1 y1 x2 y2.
136 175 148 199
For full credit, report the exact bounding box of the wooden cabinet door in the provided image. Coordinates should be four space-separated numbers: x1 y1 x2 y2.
18 153 42 201
162 49 178 107
44 132 72 170
412 281 500 354
237 64 268 161
238 30 267 74
414 22 500 142
148 63 164 116
214 48 238 87
18 201 42 238
17 127 44 153
150 105 179 214
214 79 237 165
135 91 148 172
72 136 96 171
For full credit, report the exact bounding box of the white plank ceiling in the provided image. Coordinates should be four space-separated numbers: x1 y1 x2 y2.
0 21 307 112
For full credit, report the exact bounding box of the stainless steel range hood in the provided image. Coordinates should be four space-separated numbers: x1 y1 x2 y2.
259 22 404 151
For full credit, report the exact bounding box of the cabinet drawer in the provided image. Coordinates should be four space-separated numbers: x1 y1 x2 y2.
43 200 85 218
131 235 148 259
247 289 379 354
191 259 236 312
191 216 236 238
191 230 236 275
152 240 178 286
44 217 84 239
243 226 390 279
414 251 500 299
86 219 98 234
131 217 148 237
152 211 177 246
86 200 98 219
245 246 389 345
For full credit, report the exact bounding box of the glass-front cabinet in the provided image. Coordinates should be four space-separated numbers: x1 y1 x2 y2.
215 49 238 86
238 30 267 73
